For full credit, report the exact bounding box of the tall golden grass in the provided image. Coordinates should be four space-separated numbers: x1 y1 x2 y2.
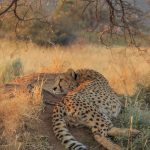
0 83 42 137
0 39 149 95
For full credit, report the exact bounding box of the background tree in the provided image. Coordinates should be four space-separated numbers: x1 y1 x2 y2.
0 0 147 47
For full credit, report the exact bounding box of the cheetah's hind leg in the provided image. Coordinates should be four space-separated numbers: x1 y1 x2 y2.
107 127 141 137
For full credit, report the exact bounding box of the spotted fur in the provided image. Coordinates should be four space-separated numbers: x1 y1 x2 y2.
52 69 140 150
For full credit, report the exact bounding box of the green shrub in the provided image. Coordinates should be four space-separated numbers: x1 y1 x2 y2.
28 20 76 46
0 59 23 83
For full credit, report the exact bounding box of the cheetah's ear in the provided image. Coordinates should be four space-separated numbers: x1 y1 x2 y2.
67 68 77 80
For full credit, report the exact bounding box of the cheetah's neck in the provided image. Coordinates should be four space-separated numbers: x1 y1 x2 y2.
76 69 108 84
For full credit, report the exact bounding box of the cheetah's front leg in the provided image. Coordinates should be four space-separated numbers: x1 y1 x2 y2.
94 135 121 150
108 127 140 137
81 109 122 150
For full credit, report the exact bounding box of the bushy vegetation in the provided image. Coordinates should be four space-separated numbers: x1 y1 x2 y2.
1 0 149 46
114 86 150 150
27 19 76 46
0 1 90 45
0 58 23 84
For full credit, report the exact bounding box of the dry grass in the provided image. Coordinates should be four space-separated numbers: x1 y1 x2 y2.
0 39 150 149
0 39 149 95
0 83 42 138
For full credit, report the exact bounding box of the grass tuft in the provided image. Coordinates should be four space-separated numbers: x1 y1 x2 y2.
0 58 23 84
114 87 150 150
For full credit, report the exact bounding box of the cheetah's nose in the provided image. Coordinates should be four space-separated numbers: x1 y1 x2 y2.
53 87 57 91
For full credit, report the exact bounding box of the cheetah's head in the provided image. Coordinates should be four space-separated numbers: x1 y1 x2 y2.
52 69 79 95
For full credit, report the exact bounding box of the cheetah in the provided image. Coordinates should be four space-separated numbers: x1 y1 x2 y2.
52 69 140 150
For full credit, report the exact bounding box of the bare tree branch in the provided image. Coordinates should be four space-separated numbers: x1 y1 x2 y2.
0 0 17 16
0 0 145 48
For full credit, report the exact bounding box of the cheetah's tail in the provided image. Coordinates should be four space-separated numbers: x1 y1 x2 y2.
52 103 87 150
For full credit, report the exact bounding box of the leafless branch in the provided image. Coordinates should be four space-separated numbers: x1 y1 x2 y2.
0 0 17 16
